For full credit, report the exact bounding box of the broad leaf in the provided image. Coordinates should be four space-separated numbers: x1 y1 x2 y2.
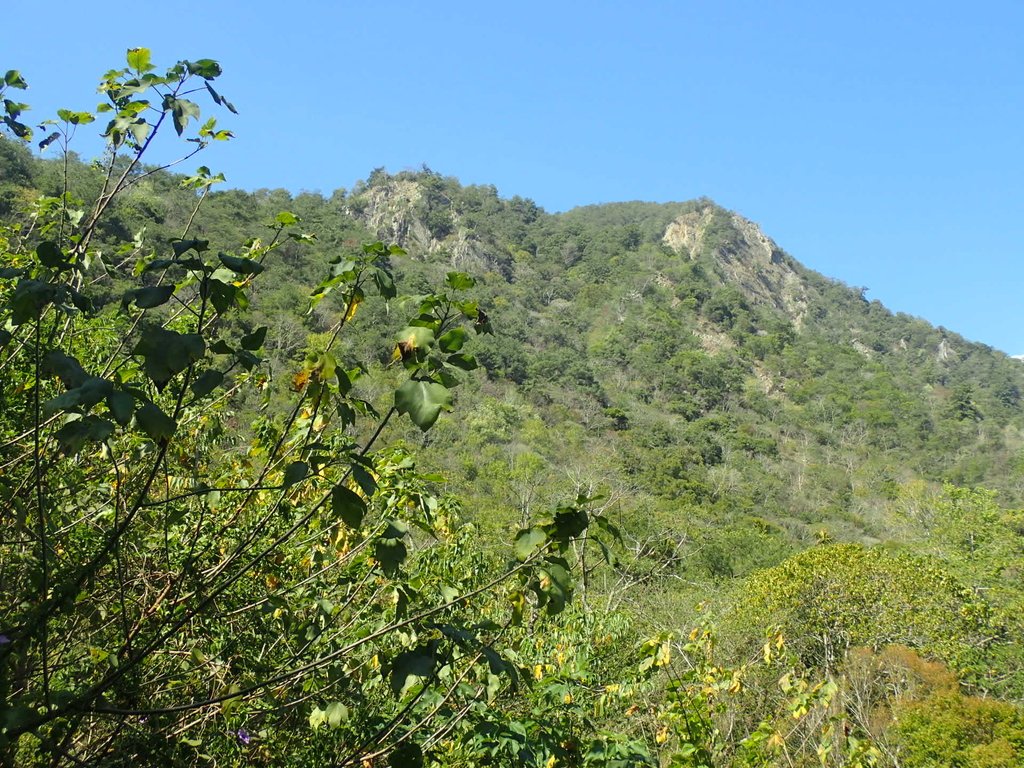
536 559 572 615
282 461 308 488
134 328 205 389
171 238 209 257
186 59 223 80
135 402 177 442
106 390 135 426
122 285 175 310
42 351 87 388
445 352 477 371
43 377 112 416
514 527 548 561
126 47 153 72
394 326 435 367
189 369 223 397
240 326 267 350
56 416 114 454
36 242 69 270
438 327 467 352
331 485 366 529
218 253 264 275
10 280 56 325
389 646 436 697
445 271 475 291
394 380 452 431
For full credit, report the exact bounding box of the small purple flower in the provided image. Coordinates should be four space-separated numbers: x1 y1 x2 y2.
236 728 250 745
0 634 10 646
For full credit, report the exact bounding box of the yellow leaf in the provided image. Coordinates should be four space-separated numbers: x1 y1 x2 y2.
344 293 362 322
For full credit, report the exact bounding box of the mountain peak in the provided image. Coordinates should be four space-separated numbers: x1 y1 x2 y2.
663 205 810 326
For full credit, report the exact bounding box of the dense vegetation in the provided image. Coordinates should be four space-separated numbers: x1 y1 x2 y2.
1 52 1022 766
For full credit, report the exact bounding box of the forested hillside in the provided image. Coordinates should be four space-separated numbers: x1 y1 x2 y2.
2 54 1023 767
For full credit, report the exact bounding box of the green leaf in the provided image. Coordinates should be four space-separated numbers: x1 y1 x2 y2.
474 307 492 335
126 47 153 72
374 522 409 575
445 272 476 291
372 268 396 299
56 109 94 125
389 646 436 697
595 537 618 567
324 701 349 729
438 327 467 352
234 349 259 370
10 279 56 324
134 328 205 389
122 285 175 310
42 352 87 388
445 352 477 371
514 527 548 561
2 115 31 140
135 402 177 442
164 96 201 136
171 238 209 257
43 377 112 416
186 59 223 80
275 211 298 226
189 369 223 397
35 242 67 270
106 390 135 426
3 99 27 118
351 462 377 497
536 559 572 615
374 537 407 575
395 326 435 367
56 416 114 454
38 131 60 152
394 380 452 431
218 253 264 275
66 287 93 315
592 515 622 542
389 742 424 768
204 81 237 114
240 326 267 350
282 461 308 488
127 118 150 146
4 70 28 89
332 486 366 529
205 278 241 315
552 507 589 542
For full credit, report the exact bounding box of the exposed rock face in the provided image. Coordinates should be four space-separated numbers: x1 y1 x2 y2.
937 337 957 362
352 179 433 250
349 178 511 278
663 207 810 327
663 208 714 257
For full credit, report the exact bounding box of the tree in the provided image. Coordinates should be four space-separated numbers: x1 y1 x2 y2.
0 52 622 767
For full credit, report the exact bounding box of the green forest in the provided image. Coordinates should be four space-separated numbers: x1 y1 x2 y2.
2 51 1023 767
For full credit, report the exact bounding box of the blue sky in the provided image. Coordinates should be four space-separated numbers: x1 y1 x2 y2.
6 1 1024 353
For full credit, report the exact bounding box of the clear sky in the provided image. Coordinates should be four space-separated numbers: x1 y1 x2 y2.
6 1 1024 353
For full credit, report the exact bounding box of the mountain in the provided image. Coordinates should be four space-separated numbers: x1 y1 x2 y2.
3 132 1023 766
4 139 1021 553
343 171 1024 529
